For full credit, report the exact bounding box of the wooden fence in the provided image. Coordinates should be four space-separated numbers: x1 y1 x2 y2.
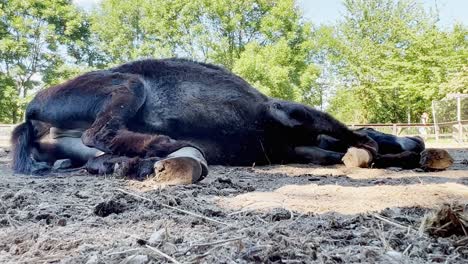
349 120 468 143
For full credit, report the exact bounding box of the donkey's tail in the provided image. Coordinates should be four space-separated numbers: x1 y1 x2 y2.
10 119 39 174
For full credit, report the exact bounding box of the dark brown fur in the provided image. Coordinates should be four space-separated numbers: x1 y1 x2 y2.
14 58 415 175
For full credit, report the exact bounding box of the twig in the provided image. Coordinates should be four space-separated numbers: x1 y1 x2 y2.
0 202 19 229
372 222 391 250
6 214 18 229
187 237 246 262
106 248 140 256
256 215 268 224
458 217 468 236
287 213 305 227
434 221 452 234
418 214 429 236
403 244 413 255
416 176 424 184
258 140 271 165
372 213 412 230
228 208 258 216
38 203 92 210
455 237 468 247
267 221 282 233
189 244 223 261
191 236 245 247
17 255 66 263
116 188 227 225
145 245 181 264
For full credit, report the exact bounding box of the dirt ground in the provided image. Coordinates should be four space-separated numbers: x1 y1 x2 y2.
0 146 467 263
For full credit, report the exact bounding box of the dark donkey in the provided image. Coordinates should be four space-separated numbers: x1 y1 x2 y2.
10 58 423 181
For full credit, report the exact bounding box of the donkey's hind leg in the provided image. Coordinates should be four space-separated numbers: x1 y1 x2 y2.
267 100 378 158
294 146 344 165
81 75 193 158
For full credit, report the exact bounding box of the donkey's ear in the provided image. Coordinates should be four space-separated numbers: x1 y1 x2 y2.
267 102 302 128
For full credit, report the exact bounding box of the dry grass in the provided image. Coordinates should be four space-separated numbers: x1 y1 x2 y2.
422 203 468 237
1 148 468 263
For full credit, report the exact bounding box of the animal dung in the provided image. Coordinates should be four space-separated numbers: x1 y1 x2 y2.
420 149 454 170
93 200 126 217
342 147 372 168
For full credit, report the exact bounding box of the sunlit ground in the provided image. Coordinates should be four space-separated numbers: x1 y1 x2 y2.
217 183 468 215
2 137 467 216
217 147 468 215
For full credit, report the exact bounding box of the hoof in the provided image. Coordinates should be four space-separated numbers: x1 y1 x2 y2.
420 148 453 170
31 161 51 175
152 147 208 185
52 159 73 171
342 147 372 168
153 157 203 185
112 162 127 178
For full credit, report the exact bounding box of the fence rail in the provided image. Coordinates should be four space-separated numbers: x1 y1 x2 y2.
349 120 468 142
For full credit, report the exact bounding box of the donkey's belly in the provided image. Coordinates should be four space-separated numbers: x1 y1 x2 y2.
39 128 104 162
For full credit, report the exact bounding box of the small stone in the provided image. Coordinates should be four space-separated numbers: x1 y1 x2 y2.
122 255 149 264
53 159 72 170
35 213 56 225
266 208 292 221
57 218 67 226
372 179 385 184
148 228 166 245
94 200 125 217
0 148 7 157
384 250 403 261
85 255 99 264
217 177 233 184
308 177 321 181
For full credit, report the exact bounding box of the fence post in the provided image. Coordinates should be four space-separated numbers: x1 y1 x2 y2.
431 101 439 143
457 95 463 143
392 124 397 135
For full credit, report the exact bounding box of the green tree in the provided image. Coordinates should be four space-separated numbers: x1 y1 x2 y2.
91 0 321 104
327 87 367 124
326 0 467 123
441 66 468 95
0 0 89 123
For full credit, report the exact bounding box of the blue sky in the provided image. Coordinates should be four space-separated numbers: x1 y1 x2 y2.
74 0 467 28
298 0 467 28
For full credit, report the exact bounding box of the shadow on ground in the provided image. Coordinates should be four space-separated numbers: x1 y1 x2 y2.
0 147 467 263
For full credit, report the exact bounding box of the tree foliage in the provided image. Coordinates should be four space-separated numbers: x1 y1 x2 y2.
0 0 89 123
90 0 320 103
326 0 467 123
0 0 466 124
